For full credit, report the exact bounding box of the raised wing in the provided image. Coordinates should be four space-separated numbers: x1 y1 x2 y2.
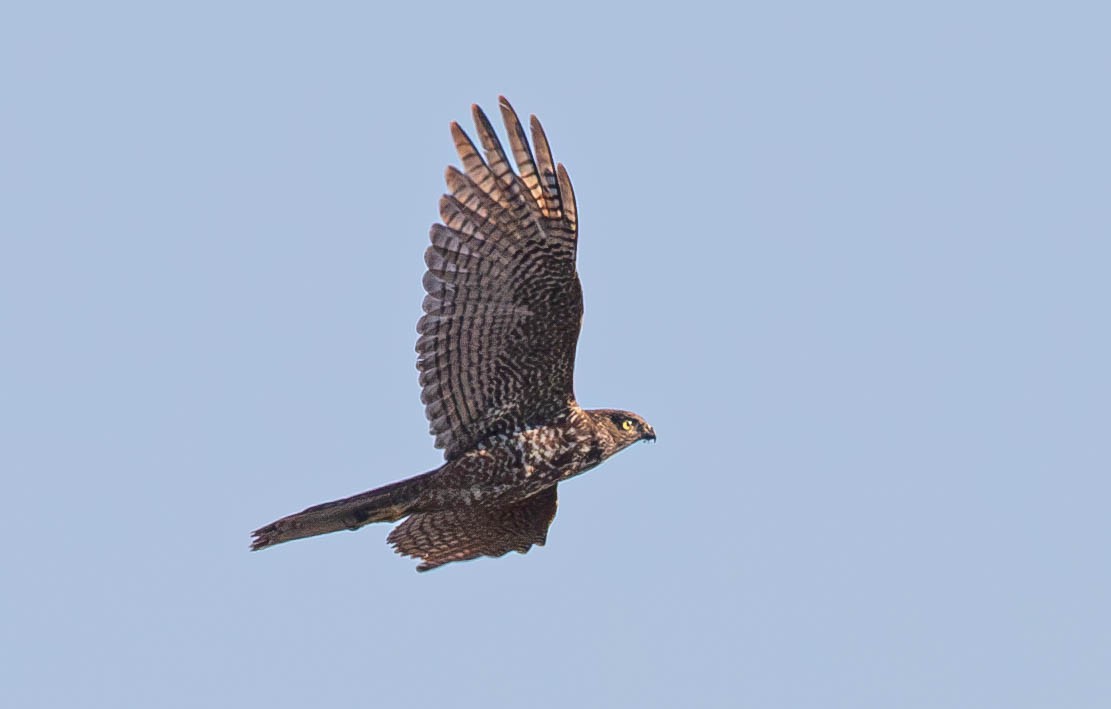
417 97 582 459
387 485 559 572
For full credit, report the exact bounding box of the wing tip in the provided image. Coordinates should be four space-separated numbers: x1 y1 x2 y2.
471 102 490 125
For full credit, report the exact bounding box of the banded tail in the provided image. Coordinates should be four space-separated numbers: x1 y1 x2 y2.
250 472 433 550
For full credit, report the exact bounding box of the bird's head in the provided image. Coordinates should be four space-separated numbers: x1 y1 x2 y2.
588 409 656 453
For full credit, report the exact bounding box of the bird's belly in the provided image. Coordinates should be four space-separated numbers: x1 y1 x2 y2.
417 430 601 509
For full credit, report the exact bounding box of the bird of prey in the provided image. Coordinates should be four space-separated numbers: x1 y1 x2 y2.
251 97 655 571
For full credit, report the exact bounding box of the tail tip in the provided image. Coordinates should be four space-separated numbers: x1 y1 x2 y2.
249 525 277 551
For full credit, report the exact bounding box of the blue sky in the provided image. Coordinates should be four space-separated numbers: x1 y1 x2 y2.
4 2 1109 707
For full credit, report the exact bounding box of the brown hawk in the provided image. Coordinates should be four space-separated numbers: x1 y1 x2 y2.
251 97 655 571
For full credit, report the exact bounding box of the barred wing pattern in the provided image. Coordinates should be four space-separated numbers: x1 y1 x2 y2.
418 97 582 460
387 486 559 572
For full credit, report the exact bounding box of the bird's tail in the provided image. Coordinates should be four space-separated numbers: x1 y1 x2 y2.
250 471 435 551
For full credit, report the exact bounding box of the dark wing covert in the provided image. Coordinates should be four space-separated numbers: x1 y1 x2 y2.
387 485 559 571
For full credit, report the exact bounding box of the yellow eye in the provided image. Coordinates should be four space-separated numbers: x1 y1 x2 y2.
621 419 634 431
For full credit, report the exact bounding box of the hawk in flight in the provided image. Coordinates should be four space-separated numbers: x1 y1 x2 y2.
251 97 655 571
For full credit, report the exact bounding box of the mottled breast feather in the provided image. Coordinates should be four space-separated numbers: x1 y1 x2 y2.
417 97 582 460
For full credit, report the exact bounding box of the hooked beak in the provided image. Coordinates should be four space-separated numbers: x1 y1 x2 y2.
642 424 656 442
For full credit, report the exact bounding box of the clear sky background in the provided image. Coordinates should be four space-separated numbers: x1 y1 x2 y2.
3 2 1109 707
